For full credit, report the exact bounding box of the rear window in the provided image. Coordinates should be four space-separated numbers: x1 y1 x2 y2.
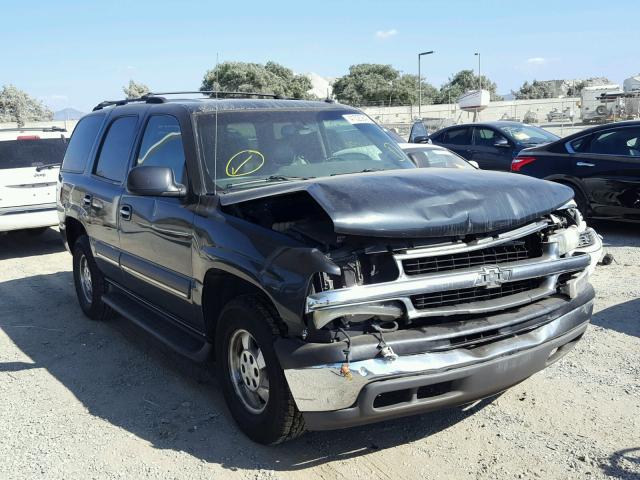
0 138 68 170
62 115 105 172
443 128 472 145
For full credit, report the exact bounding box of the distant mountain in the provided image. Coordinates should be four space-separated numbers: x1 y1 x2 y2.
53 108 85 120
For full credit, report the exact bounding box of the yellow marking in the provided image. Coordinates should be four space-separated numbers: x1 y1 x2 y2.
225 149 265 177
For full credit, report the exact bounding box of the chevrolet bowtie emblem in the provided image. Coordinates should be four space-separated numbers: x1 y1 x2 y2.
476 266 512 288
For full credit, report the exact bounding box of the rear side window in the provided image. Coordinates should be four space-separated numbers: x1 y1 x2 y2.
136 115 187 184
62 115 105 172
0 138 67 170
588 128 640 156
94 116 138 182
443 128 472 145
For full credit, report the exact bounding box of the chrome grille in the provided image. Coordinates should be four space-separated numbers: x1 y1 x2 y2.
402 237 541 276
411 278 541 310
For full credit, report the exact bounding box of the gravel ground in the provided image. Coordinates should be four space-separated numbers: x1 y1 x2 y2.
0 222 638 480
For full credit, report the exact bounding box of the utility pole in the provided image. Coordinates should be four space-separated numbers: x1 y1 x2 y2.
418 50 434 119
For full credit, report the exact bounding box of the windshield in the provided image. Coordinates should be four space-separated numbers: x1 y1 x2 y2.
405 148 474 169
195 109 414 192
497 124 558 145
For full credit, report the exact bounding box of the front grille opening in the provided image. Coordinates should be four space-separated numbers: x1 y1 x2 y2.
411 278 542 310
373 389 413 408
417 381 453 399
373 381 454 409
402 234 542 276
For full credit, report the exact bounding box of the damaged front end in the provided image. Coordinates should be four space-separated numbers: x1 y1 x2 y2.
220 175 602 428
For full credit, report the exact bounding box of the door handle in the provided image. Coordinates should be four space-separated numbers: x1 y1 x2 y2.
119 205 132 221
576 162 595 167
82 194 92 207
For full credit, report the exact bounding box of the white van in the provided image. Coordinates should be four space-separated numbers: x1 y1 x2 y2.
0 127 68 234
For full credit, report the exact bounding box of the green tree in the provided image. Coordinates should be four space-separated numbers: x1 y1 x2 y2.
332 64 437 106
513 80 554 100
436 70 502 104
0 85 53 127
122 79 150 99
200 61 313 99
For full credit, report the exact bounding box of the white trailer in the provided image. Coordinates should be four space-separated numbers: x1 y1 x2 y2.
580 84 623 123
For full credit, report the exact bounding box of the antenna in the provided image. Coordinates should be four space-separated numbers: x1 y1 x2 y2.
214 53 219 195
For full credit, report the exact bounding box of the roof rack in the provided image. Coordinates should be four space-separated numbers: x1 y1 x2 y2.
0 126 67 133
92 90 311 111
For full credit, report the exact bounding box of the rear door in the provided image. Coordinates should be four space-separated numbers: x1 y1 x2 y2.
118 113 198 325
86 115 141 278
0 138 66 212
570 126 640 220
470 127 514 170
435 127 473 158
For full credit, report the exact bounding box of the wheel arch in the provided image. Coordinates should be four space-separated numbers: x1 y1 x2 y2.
544 174 591 214
202 268 286 343
64 216 87 250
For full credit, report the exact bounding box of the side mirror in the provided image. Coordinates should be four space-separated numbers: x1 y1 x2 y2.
413 135 430 144
126 166 186 197
468 160 480 169
494 138 510 148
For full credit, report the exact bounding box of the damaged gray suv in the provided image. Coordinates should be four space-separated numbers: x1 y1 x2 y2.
57 93 603 444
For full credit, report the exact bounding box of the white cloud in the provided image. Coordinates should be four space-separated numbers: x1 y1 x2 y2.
525 57 547 65
375 29 398 39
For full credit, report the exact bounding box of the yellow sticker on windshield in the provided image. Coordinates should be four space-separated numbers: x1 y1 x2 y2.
226 150 265 177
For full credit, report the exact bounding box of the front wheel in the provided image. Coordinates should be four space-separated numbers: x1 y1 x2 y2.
216 295 304 444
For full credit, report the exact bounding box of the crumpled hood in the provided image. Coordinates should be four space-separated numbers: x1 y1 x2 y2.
220 169 573 238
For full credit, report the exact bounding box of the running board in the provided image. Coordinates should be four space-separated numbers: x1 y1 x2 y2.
102 289 212 363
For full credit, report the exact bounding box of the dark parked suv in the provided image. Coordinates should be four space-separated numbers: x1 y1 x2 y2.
58 93 602 444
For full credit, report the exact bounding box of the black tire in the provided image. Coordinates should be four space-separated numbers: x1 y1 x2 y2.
216 295 304 444
72 235 112 320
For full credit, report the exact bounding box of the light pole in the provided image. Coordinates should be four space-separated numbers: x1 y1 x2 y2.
474 52 481 90
418 50 434 118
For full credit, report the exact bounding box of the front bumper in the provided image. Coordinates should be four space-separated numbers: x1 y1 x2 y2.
279 287 594 430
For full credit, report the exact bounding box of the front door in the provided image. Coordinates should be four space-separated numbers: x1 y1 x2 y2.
471 127 514 171
118 114 198 326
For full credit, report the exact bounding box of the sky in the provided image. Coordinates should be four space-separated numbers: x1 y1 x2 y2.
1 0 637 113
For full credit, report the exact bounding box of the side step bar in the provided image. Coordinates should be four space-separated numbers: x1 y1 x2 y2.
102 286 212 363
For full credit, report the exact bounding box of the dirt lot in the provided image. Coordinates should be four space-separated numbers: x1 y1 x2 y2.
0 223 638 480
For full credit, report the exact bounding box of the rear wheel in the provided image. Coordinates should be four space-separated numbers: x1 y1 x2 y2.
216 295 304 444
72 235 111 320
564 183 590 218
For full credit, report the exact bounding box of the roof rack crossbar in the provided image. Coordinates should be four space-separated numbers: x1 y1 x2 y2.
92 90 317 111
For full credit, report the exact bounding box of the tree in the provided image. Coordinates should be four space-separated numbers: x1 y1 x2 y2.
123 79 150 99
0 85 53 127
436 70 502 104
332 64 437 106
200 61 313 99
512 80 555 100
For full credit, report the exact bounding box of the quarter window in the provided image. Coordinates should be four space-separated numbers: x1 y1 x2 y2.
137 115 187 184
61 115 105 172
94 116 138 182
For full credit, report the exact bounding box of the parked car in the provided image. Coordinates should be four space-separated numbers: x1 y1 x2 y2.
0 127 68 234
427 121 559 171
512 120 640 221
398 143 478 169
546 107 575 123
58 93 602 444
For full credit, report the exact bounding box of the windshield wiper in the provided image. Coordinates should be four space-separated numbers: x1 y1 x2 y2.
330 168 384 176
223 175 311 191
35 163 61 172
